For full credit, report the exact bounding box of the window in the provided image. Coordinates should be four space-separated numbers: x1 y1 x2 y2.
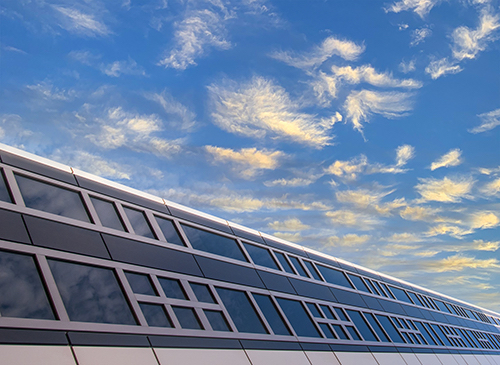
320 305 336 320
243 243 279 270
190 283 215 303
333 307 348 321
182 225 247 262
91 197 125 231
317 265 352 288
389 286 412 303
123 207 155 239
125 272 157 296
364 313 390 342
158 278 187 300
435 300 451 313
16 174 90 222
319 323 337 339
288 256 309 277
0 169 12 203
48 259 136 325
204 310 231 331
276 298 321 338
155 216 184 246
332 324 349 340
347 274 370 293
0 250 54 320
345 326 361 340
140 303 173 327
303 261 322 281
253 294 291 336
306 302 322 318
346 310 377 341
375 315 405 343
172 306 203 329
274 252 295 274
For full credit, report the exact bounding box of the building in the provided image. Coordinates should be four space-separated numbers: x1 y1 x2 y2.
0 142 499 365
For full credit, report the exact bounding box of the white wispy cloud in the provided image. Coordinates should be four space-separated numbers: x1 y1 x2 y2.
386 232 424 243
268 218 310 231
426 224 473 238
3 45 27 54
326 234 371 247
26 81 76 101
469 211 500 229
469 108 500 133
430 148 463 170
415 176 475 203
336 189 393 208
68 50 101 65
411 27 432 46
399 59 416 73
481 177 500 196
385 0 443 18
144 90 197 131
264 177 318 187
425 58 462 79
331 65 422 88
396 144 415 166
100 58 146 77
400 205 443 222
208 76 336 148
53 6 111 37
425 254 500 272
325 210 380 229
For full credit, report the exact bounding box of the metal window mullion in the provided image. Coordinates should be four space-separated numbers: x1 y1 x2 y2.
270 295 298 338
115 268 148 326
150 274 168 299
115 202 134 234
144 210 163 241
236 238 253 264
164 304 182 329
193 306 211 331
173 219 193 249
246 291 273 335
210 286 238 333
361 312 382 342
269 250 285 272
35 254 70 322
80 191 100 226
2 167 24 206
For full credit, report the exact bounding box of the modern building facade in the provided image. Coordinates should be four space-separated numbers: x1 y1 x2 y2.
0 142 499 365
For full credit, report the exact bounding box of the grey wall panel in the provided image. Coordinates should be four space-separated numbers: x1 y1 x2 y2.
103 234 202 276
401 304 425 319
0 209 31 244
167 206 231 234
261 237 306 257
24 215 110 259
0 328 68 345
240 339 302 350
361 295 384 311
149 335 242 349
288 278 336 302
329 288 367 308
194 255 265 288
257 270 296 295
0 345 77 365
304 252 340 268
67 332 150 347
230 227 265 244
73 346 160 365
378 299 407 315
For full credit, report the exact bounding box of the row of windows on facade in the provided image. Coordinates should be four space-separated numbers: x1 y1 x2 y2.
1 248 500 350
0 168 497 327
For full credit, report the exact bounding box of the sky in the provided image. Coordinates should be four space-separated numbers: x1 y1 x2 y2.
1 0 500 311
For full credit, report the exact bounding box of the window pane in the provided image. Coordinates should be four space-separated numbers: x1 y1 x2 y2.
155 216 184 246
320 323 336 339
288 256 309 277
347 274 370 293
0 250 54 319
243 243 279 270
431 324 453 346
407 291 421 306
16 174 90 222
91 197 125 231
332 324 349 340
346 310 378 341
158 278 187 299
306 302 322 318
140 303 172 327
317 265 352 288
253 294 291 336
389 286 412 303
435 300 451 313
172 306 203 329
275 252 294 274
123 207 155 239
216 287 267 334
48 259 136 325
364 313 390 342
333 307 349 321
320 305 336 320
365 279 380 295
190 283 215 303
0 169 12 203
204 310 231 332
182 225 247 262
276 298 321 338
346 326 361 340
125 272 157 296
375 314 405 343
304 261 322 281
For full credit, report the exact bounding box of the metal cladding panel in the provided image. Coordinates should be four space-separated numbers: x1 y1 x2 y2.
288 277 337 302
245 350 312 365
399 352 423 365
0 209 31 244
67 332 150 347
0 345 77 365
461 354 482 365
370 352 407 364
154 348 252 365
304 351 341 365
167 206 231 234
333 351 379 365
257 270 296 295
73 347 159 365
415 353 443 365
329 288 367 308
0 329 68 345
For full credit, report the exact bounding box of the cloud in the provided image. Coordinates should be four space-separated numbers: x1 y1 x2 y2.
3 45 27 54
469 108 500 133
425 58 462 79
331 65 422 88
472 240 500 251
384 0 443 18
426 254 500 272
326 156 368 180
400 205 442 221
325 210 380 229
430 148 463 170
264 176 318 187
327 234 371 247
100 58 146 77
469 211 500 229
396 144 415 167
144 90 197 131
336 189 392 208
208 76 336 148
411 27 432 46
68 50 101 65
25 81 76 101
386 233 424 243
415 176 474 203
344 90 414 135
481 177 500 196
426 224 472 238
205 146 285 179
158 9 231 70
399 59 416 73
268 218 310 231
272 232 304 243
271 36 365 70
53 6 110 37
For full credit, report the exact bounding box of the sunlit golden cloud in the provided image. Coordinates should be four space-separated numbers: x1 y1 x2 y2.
415 176 474 203
268 218 310 232
430 148 462 170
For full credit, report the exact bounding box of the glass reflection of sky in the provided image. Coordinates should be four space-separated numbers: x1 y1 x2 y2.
91 197 125 231
0 170 12 203
123 207 155 239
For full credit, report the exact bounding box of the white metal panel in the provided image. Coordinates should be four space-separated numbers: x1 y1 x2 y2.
474 355 494 365
461 354 481 365
333 351 378 365
436 353 459 364
415 353 443 365
154 348 252 365
489 355 500 365
245 350 312 365
304 351 341 365
0 345 77 365
452 354 469 365
399 352 423 365
371 352 407 365
73 346 159 365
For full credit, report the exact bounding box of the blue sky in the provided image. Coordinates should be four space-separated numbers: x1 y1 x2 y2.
1 0 500 311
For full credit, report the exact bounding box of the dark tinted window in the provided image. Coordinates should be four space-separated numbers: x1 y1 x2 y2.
158 278 187 300
155 216 184 246
125 272 157 296
332 324 349 339
204 310 231 331
0 250 54 319
140 303 173 327
304 261 322 281
275 252 295 274
320 323 337 339
182 225 247 262
16 174 90 222
435 300 451 313
407 291 421 306
389 286 412 303
306 302 322 318
346 326 361 340
364 313 390 342
375 314 405 343
431 324 452 346
123 207 155 239
288 256 309 277
0 170 12 203
320 305 336 320
347 274 370 293
276 298 321 338
91 197 125 231
216 288 267 334
253 294 291 336
243 243 279 270
317 265 352 288
346 310 377 341
48 260 135 325
333 307 348 321
172 306 203 329
374 281 388 297
190 283 215 303
365 279 380 295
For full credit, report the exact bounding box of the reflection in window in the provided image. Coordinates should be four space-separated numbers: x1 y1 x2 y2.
347 274 370 293
317 265 352 288
172 306 203 329
48 259 136 325
125 272 157 296
275 252 295 274
332 324 349 340
158 278 187 300
155 216 184 246
319 323 337 339
123 207 155 239
204 310 231 332
253 294 291 336
243 243 279 270
16 174 90 222
140 303 173 327
0 169 12 203
0 250 54 320
216 287 267 334
91 197 125 231
306 302 322 318
190 283 215 303
304 261 322 281
346 326 362 340
276 298 321 338
333 307 348 321
320 305 336 320
389 286 412 303
288 256 309 277
364 313 390 342
182 224 247 262
346 310 377 342
375 314 405 343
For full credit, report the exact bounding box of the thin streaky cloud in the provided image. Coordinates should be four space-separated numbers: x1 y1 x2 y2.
396 144 415 166
415 176 475 203
145 90 197 132
331 65 422 88
425 58 462 79
100 58 146 77
425 254 500 272
430 148 462 171
384 0 443 18
480 177 500 196
53 6 111 37
410 27 432 46
268 218 310 232
469 108 500 133
399 59 416 73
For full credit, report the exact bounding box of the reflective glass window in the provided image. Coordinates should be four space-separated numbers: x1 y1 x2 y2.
317 265 352 288
275 252 295 274
276 298 321 338
172 306 203 329
155 216 184 246
319 323 336 339
190 283 215 303
375 314 405 343
431 324 453 346
216 288 267 334
320 305 336 320
48 259 135 325
288 256 309 277
346 326 361 340
0 250 54 320
332 324 349 340
304 261 322 281
365 279 380 295
389 286 412 303
435 300 451 313
347 274 370 293
333 307 349 321
140 303 173 327
306 302 322 318
346 310 377 341
364 313 390 342
0 169 12 203
243 243 279 270
91 197 125 231
158 278 187 300
253 294 291 336
204 310 231 332
16 174 90 222
381 283 395 299
125 272 157 296
407 291 421 306
182 225 247 262
123 207 155 239
375 281 388 297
